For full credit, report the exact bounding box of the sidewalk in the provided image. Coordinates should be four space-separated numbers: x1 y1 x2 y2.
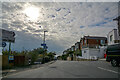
99 58 106 61
2 61 56 77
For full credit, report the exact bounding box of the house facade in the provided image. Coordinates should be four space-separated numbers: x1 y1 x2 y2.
107 29 120 45
113 16 120 36
71 45 75 51
80 36 107 48
75 42 80 51
80 36 107 59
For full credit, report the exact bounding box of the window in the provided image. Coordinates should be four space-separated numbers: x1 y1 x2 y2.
84 40 86 44
110 35 113 42
84 50 86 53
101 40 105 44
97 40 99 43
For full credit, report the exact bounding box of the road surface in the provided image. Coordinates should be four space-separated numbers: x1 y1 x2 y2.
3 60 120 78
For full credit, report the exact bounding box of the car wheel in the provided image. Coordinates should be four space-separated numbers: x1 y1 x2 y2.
111 59 119 67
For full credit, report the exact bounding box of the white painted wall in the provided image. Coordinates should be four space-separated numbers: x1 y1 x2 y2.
81 47 106 59
107 29 120 45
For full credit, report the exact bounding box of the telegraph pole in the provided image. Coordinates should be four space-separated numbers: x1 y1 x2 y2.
42 30 48 64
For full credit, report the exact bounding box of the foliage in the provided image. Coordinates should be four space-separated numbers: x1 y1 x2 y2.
2 47 56 64
47 52 56 60
61 50 75 60
75 49 82 56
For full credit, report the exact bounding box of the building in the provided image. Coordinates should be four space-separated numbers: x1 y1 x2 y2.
75 42 80 51
113 16 120 36
107 29 120 45
80 36 107 48
71 45 75 51
63 50 67 54
80 36 107 59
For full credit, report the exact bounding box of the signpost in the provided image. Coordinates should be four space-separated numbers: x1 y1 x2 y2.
41 30 48 64
0 29 15 69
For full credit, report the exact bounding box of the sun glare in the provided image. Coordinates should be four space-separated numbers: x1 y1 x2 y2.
23 7 40 21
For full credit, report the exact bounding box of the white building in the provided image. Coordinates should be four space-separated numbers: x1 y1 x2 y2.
107 29 120 45
81 46 107 59
80 36 107 60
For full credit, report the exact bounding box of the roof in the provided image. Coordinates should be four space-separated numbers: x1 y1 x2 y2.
83 36 107 40
75 42 80 45
71 45 75 47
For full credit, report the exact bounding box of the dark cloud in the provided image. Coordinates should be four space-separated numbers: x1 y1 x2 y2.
55 8 61 11
26 27 35 31
34 30 43 32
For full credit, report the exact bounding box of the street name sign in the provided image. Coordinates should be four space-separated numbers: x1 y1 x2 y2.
41 43 46 46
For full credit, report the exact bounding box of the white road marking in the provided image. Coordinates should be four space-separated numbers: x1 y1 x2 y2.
98 67 119 74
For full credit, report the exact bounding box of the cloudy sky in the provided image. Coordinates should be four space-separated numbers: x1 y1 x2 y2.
1 2 119 54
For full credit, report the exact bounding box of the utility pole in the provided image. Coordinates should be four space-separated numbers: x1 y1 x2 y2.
8 42 11 69
42 30 48 64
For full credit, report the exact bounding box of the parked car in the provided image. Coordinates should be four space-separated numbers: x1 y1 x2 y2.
106 43 120 67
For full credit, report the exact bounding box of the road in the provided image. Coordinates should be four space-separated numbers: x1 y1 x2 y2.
3 60 120 78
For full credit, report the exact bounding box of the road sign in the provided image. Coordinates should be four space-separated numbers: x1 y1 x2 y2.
9 55 14 60
0 29 15 43
2 42 6 47
41 43 46 46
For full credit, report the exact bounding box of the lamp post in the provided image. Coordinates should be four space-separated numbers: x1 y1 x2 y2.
43 31 48 44
42 30 48 64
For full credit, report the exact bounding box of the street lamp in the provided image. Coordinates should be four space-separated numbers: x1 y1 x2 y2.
43 30 48 44
42 30 48 64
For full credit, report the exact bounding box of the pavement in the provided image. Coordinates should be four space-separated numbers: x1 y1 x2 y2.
2 61 56 77
2 60 120 78
99 58 106 61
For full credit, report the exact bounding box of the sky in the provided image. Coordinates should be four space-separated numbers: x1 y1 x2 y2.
1 2 119 55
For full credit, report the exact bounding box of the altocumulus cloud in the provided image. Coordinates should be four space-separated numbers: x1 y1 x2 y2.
2 2 118 54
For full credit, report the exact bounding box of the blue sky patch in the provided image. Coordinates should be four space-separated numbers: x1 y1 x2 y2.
80 26 85 28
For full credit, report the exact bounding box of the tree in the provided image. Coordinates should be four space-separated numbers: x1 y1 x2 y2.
28 51 39 64
47 52 55 61
75 49 82 56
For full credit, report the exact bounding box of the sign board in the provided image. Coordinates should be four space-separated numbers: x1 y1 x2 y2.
2 42 6 47
0 29 15 43
41 43 46 46
9 55 14 60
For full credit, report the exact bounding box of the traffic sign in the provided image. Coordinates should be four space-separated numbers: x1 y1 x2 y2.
9 55 14 60
2 42 6 47
0 29 15 43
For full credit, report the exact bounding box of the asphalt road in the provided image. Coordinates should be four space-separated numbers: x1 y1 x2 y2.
3 60 120 78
